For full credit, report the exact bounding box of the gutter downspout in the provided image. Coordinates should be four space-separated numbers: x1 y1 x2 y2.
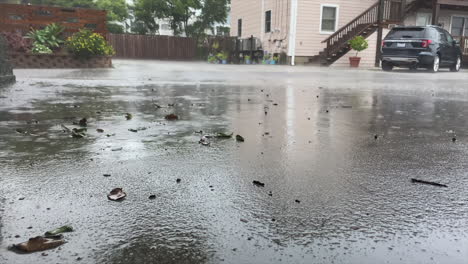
288 0 298 66
261 0 265 42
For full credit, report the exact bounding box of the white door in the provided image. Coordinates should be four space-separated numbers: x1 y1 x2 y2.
416 13 432 26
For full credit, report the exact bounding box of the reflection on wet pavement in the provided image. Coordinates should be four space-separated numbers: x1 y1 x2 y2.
1 60 468 264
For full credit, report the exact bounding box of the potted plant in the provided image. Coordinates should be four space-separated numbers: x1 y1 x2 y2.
271 55 279 65
263 53 271 64
207 54 216 64
348 36 368 68
219 52 229 64
245 55 252 64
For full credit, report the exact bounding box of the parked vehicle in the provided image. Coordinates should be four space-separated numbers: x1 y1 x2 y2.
381 25 462 72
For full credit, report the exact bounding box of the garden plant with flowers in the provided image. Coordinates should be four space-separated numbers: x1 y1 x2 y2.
65 29 115 59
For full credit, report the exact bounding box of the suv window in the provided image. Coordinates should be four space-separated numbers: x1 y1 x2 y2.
386 28 426 39
444 30 454 44
424 28 438 40
437 29 448 43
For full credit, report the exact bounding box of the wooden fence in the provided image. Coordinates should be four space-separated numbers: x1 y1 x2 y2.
107 34 197 60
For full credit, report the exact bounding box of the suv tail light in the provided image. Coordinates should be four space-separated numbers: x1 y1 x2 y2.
382 41 386 47
421 39 432 48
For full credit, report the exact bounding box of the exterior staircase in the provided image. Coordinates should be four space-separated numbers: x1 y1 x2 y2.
313 0 410 66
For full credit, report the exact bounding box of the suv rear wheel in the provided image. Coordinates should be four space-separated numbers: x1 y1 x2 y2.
382 61 393 71
428 55 439 73
450 56 461 72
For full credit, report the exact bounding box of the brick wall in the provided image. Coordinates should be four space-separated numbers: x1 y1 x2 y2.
8 53 112 69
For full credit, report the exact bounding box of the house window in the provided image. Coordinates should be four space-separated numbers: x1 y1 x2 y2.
451 16 468 37
416 13 431 26
265 10 271 33
238 19 242 37
320 5 338 33
160 23 170 31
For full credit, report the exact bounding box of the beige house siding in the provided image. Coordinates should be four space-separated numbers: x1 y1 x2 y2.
230 0 261 38
231 0 382 58
262 0 290 54
230 0 290 55
294 0 376 57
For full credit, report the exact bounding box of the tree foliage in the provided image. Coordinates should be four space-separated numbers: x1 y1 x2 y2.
96 0 128 22
28 0 129 23
134 0 230 36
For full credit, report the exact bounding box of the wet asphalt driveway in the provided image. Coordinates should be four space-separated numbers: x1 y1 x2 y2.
1 60 468 264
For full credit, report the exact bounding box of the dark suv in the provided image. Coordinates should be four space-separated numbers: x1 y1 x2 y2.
381 25 462 72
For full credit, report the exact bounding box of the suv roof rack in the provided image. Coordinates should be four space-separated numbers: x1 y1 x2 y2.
392 25 441 29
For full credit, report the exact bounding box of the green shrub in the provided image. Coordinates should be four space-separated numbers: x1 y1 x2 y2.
31 43 52 54
207 55 216 63
217 52 228 61
348 36 368 57
65 29 115 59
27 23 64 50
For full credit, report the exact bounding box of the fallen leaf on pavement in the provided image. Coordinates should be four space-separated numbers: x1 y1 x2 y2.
215 132 233 139
45 226 73 237
199 135 210 146
165 114 179 121
107 188 127 201
253 180 265 187
9 236 65 253
78 118 87 127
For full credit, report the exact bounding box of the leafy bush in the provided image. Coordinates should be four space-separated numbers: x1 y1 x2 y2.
217 52 228 61
27 23 64 50
65 29 115 59
348 36 368 56
1 31 32 52
207 55 216 63
31 43 52 54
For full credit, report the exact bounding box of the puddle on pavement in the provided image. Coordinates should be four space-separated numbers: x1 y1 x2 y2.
1 74 468 264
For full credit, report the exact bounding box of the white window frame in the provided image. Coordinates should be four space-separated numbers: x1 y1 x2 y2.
320 4 339 35
450 15 468 37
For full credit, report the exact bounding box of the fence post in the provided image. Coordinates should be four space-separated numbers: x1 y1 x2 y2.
167 36 170 60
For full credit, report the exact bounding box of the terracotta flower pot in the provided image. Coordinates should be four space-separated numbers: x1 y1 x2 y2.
349 57 361 68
